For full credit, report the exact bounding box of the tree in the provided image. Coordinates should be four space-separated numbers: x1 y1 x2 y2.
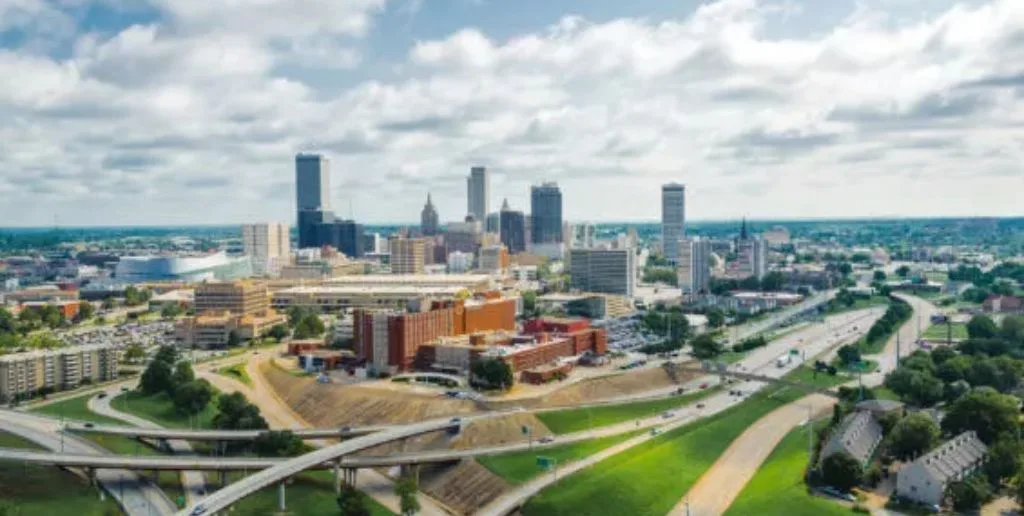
227 330 242 347
172 380 214 416
705 309 726 329
760 271 785 292
949 476 991 512
393 475 420 516
930 346 956 365
886 413 939 461
161 303 182 319
941 387 1020 445
337 483 371 516
884 367 944 406
101 297 116 310
294 315 326 340
267 324 290 341
690 334 723 359
470 359 514 390
124 344 145 363
522 291 538 316
873 270 887 282
252 430 304 457
139 360 174 395
895 265 910 278
75 302 95 323
821 452 861 492
171 362 195 388
153 345 179 366
642 267 678 286
967 315 999 340
837 345 861 366
937 355 971 383
124 286 151 306
984 437 1023 485
213 392 268 430
838 262 853 276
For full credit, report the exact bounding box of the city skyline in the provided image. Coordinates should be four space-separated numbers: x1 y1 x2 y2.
0 0 1022 226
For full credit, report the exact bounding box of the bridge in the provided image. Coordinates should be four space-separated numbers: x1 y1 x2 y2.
67 422 387 441
674 366 843 398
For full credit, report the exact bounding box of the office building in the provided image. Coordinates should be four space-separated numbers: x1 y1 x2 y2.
445 218 483 254
315 219 365 258
447 251 473 273
677 237 712 294
297 209 334 249
530 182 563 245
569 248 637 297
479 245 510 273
296 154 331 248
499 199 527 254
242 223 290 276
485 212 500 233
420 194 439 237
467 166 489 221
390 238 426 275
661 183 686 264
175 310 287 349
194 281 269 316
0 344 118 400
736 220 767 281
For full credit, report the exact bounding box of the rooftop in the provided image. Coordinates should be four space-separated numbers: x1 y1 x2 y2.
0 343 115 362
915 431 987 483
275 285 468 296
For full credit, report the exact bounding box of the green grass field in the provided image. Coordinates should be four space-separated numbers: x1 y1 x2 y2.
478 431 645 484
111 390 218 429
871 387 901 401
29 394 124 426
725 422 850 516
521 386 814 516
220 471 394 515
217 363 253 386
0 431 122 516
786 365 853 390
536 389 719 435
922 322 968 341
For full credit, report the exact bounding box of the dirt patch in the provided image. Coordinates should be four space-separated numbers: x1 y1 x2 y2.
452 412 552 450
420 460 511 516
530 363 699 408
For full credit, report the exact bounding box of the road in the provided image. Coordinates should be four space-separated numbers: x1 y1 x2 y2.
727 290 835 345
475 307 882 516
0 410 175 516
862 293 939 386
175 418 459 516
88 384 208 506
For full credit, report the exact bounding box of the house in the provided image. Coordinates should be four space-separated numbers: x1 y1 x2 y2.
895 431 987 507
983 295 1022 314
819 411 883 468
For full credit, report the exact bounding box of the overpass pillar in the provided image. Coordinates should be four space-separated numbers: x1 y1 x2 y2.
278 481 287 512
219 470 228 488
333 461 341 494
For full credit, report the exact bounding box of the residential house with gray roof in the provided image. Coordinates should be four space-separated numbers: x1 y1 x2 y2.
819 411 883 468
896 431 988 507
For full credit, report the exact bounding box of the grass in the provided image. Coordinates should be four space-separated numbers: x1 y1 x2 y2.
536 388 720 435
28 393 124 426
871 387 901 401
521 385 816 516
0 433 122 516
825 295 890 315
725 422 851 516
222 471 395 515
111 390 219 429
921 322 968 341
786 365 854 390
478 431 645 484
217 363 253 386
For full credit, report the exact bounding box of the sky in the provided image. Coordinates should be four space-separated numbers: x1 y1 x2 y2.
0 0 1021 226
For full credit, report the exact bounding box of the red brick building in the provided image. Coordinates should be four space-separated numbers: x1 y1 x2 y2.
522 317 591 335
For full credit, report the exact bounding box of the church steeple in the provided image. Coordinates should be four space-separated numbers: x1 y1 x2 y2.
740 216 748 240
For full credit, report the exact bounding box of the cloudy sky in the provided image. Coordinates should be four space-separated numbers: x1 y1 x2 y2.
0 0 1021 226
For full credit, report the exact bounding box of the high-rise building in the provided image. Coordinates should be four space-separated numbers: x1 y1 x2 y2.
296 153 333 249
499 199 527 254
445 218 483 255
569 248 637 297
677 237 712 294
530 182 563 244
467 166 489 221
297 209 334 249
661 183 686 265
0 344 118 400
421 193 439 237
580 223 596 248
194 281 270 316
242 223 290 276
390 237 426 274
479 245 510 273
485 212 500 233
316 219 365 258
736 218 767 280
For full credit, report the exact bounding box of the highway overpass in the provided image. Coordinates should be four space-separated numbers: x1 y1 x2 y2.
67 422 387 441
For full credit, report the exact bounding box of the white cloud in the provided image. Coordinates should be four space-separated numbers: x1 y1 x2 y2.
0 0 1022 226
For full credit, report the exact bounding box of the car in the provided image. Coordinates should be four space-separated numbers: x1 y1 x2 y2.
189 505 207 516
661 411 674 419
84 423 95 428
449 417 462 424
695 403 705 409
539 436 555 444
96 393 107 399
339 426 352 433
699 383 709 389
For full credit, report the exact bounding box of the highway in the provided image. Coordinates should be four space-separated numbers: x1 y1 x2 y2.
175 418 459 516
88 384 208 506
727 290 835 345
69 422 385 441
0 410 176 516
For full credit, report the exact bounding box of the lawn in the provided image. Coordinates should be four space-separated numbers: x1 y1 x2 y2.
217 363 253 386
521 386 812 516
536 389 719 435
786 365 854 390
922 322 968 341
478 431 645 484
29 393 124 426
825 295 890 315
111 390 219 429
223 471 395 515
725 422 851 516
0 432 122 516
871 387 901 401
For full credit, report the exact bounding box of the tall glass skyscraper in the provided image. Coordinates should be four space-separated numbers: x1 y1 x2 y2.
467 166 489 221
530 182 563 244
661 183 686 264
296 154 331 248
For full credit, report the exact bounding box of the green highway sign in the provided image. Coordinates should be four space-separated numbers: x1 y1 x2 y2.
536 456 555 471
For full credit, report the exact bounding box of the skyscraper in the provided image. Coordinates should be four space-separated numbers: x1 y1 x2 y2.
420 193 439 237
499 198 527 254
315 219 364 258
677 237 712 294
736 218 767 281
530 182 563 244
661 183 686 265
296 153 332 248
242 223 290 276
467 166 489 221
569 248 637 297
390 237 426 274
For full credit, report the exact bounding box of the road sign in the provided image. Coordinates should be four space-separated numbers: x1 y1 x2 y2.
789 349 800 356
176 496 185 508
536 456 555 471
521 425 530 436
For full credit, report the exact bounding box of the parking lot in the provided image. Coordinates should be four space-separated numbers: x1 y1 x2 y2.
57 320 176 350
594 316 665 351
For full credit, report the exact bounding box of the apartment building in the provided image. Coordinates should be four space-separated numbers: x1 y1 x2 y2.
0 344 118 400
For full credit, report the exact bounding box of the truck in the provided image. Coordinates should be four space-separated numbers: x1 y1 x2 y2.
776 355 792 368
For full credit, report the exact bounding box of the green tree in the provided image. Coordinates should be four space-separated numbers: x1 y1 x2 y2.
252 430 305 457
873 270 887 282
930 346 956 365
160 303 182 319
172 379 214 416
393 475 420 516
886 413 939 461
337 483 371 516
470 359 514 390
690 334 724 359
139 360 174 395
294 315 326 340
760 271 785 292
101 297 116 310
75 302 95 323
212 392 269 430
949 476 991 512
153 345 179 366
267 324 290 341
837 344 861 366
941 387 1020 445
838 262 853 276
522 291 538 316
895 265 910 278
967 315 999 340
124 344 145 363
984 437 1023 486
705 309 725 329
883 367 944 406
821 452 861 491
171 361 195 388
227 330 242 347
